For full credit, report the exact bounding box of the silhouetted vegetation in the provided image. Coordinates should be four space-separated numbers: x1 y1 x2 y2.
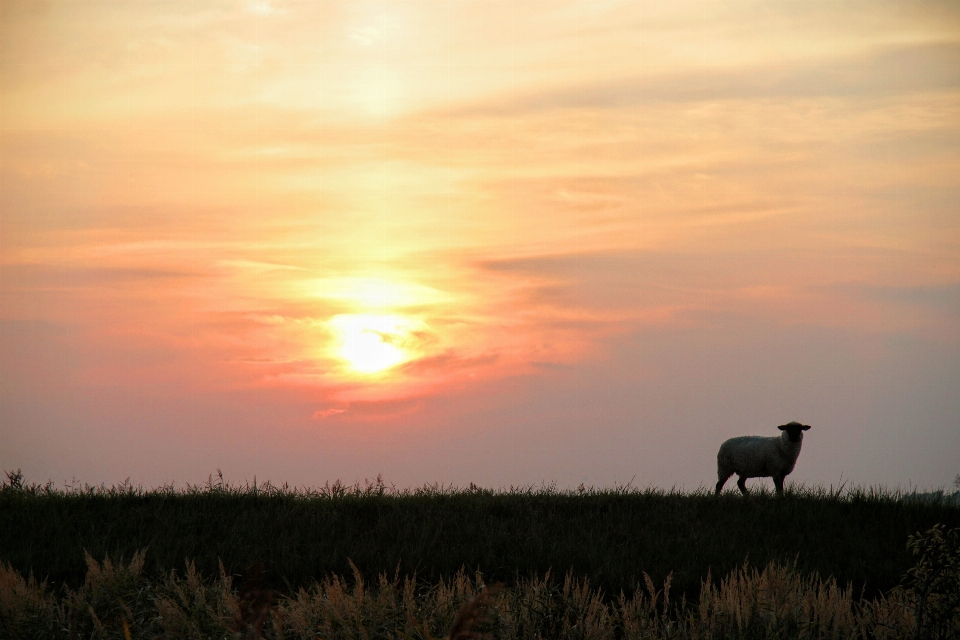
2 470 958 605
1 523 959 638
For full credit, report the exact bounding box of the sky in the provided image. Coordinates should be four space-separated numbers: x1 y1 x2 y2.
1 1 958 492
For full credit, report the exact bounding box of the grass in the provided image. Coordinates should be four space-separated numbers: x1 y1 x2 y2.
1 529 958 639
2 472 959 603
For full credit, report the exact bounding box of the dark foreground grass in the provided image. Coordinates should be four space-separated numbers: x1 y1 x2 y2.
2 522 959 639
0 553 934 639
1 473 958 603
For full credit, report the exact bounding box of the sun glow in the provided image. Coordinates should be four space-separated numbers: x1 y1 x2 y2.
305 277 449 309
329 314 425 374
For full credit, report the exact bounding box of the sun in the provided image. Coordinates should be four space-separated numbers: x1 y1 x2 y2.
329 314 422 374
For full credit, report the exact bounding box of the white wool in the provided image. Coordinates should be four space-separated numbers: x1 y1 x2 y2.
715 422 809 496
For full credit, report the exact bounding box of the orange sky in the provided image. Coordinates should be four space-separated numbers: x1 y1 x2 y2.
1 1 959 490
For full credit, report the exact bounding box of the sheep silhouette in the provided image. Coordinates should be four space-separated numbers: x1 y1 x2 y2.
715 422 811 496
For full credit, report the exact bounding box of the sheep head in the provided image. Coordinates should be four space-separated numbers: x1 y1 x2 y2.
778 421 811 442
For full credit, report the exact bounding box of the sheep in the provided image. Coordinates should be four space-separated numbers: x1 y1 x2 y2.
715 422 811 496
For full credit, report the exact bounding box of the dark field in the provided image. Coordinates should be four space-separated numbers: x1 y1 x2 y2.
2 475 958 600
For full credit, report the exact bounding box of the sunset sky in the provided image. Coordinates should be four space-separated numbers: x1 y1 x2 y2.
2 1 958 491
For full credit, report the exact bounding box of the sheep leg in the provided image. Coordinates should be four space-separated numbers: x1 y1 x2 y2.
716 471 732 495
773 475 784 496
736 476 749 495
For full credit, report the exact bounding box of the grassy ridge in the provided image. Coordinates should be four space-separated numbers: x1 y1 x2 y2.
1 477 959 600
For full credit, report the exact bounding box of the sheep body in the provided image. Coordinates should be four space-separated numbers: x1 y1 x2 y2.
716 422 810 496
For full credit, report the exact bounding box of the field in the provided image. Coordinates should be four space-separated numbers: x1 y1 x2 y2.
2 473 959 639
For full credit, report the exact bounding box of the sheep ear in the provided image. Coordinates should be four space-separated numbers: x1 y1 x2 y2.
802 424 811 431
778 424 788 430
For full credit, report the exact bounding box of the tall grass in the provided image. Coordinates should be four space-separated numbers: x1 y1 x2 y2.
2 472 958 602
2 525 958 639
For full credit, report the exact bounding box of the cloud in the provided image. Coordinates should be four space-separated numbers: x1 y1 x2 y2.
349 26 383 46
447 42 960 116
476 247 960 340
828 283 960 313
314 398 425 423
398 351 499 376
348 14 396 47
312 407 347 420
2 264 203 288
246 2 277 17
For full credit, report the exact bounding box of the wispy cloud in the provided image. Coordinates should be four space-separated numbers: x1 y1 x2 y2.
443 42 960 117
